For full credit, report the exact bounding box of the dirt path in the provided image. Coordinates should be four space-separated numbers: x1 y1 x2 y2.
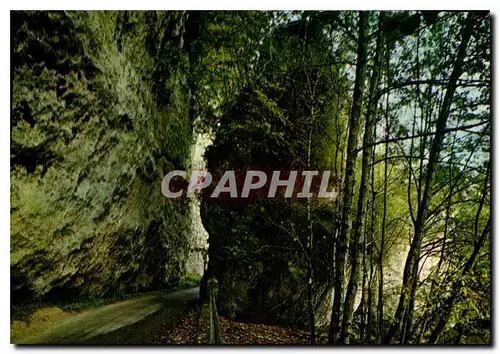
18 287 199 344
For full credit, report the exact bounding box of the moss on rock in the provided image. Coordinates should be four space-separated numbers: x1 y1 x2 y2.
11 11 194 300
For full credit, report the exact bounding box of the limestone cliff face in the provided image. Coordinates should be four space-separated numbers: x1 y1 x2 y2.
185 133 211 276
11 11 196 300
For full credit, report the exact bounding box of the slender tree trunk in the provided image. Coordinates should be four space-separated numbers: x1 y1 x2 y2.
415 133 456 343
427 218 491 343
427 157 491 343
359 203 371 342
340 11 384 344
384 13 476 343
360 225 367 341
328 11 368 344
377 44 391 344
331 91 342 314
307 112 316 344
367 129 377 343
401 23 425 343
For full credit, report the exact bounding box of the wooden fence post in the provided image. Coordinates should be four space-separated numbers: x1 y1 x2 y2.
208 277 222 344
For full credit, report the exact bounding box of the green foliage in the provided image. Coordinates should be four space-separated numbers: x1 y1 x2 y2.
175 272 202 290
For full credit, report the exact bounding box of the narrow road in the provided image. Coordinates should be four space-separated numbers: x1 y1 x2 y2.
20 287 199 344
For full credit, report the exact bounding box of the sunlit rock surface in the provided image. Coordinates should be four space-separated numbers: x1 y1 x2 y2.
185 133 211 276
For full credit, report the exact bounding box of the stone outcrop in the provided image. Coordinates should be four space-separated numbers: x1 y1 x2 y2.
185 133 211 276
11 11 196 300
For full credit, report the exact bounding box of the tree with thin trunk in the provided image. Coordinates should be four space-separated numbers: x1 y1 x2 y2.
427 157 491 343
328 11 368 344
340 11 385 344
384 12 477 343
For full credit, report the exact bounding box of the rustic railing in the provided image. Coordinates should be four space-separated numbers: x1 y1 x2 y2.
207 277 222 344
